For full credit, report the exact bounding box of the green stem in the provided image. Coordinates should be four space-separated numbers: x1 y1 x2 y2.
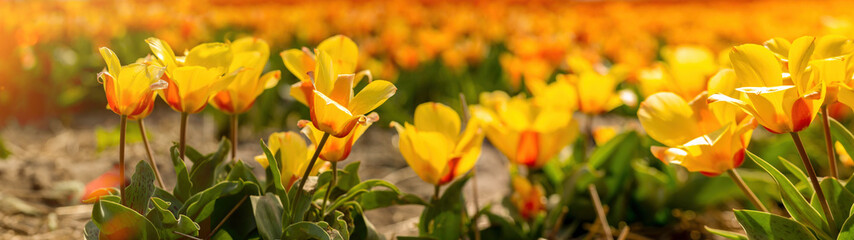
290 132 330 221
179 112 188 160
139 119 165 189
588 184 613 240
119 115 127 206
433 184 441 202
321 161 338 213
207 195 248 239
821 107 838 179
726 169 768 212
791 132 836 229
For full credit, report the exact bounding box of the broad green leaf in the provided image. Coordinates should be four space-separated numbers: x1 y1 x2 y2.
227 160 260 187
92 199 160 240
480 206 525 240
251 193 283 240
587 131 639 199
316 221 344 240
350 211 385 240
429 211 462 240
839 212 854 239
329 210 350 240
84 220 99 240
146 197 200 240
705 226 748 240
180 181 245 221
419 174 470 237
327 179 402 214
260 140 288 213
126 160 156 215
779 156 811 196
153 188 183 216
288 186 315 225
748 151 830 236
809 178 854 232
734 210 816 240
359 190 428 210
283 222 331 240
170 145 193 202
185 146 205 164
189 138 231 194
829 118 854 173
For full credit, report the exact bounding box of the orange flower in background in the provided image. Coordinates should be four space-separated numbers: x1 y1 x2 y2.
146 37 236 114
639 45 718 99
97 47 167 119
472 81 578 169
392 103 485 186
255 131 322 190
210 37 281 114
301 112 378 162
510 175 545 220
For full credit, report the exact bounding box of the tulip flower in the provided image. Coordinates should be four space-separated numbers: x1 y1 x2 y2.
281 35 362 106
146 37 237 159
392 102 485 188
557 71 622 115
301 112 377 162
638 45 718 99
472 81 578 169
510 175 545 220
210 37 282 160
708 41 836 222
97 47 167 205
254 132 322 190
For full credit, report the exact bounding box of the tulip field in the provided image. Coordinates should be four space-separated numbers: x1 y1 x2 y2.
10 0 854 239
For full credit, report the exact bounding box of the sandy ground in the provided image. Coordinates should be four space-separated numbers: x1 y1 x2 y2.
0 109 511 239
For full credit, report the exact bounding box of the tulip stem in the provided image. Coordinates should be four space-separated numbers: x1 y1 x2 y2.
821 107 838 179
119 115 127 206
588 184 613 240
139 119 165 189
321 161 338 213
208 194 248 239
179 112 188 160
791 132 836 229
433 184 441 201
459 92 482 240
726 169 768 212
291 132 330 221
230 114 238 162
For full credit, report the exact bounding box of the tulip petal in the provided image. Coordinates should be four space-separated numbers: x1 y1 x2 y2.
330 74 355 107
318 35 358 76
763 37 791 59
414 102 461 142
313 50 336 95
262 70 281 89
348 80 397 116
145 37 179 72
281 49 314 82
185 42 233 71
730 44 783 87
838 85 854 110
99 47 122 79
289 81 313 106
638 92 701 147
815 35 854 59
788 36 816 91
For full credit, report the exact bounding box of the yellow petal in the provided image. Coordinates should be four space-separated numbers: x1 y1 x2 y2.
788 36 816 92
230 37 270 72
348 80 396 116
185 42 233 72
730 44 783 87
145 37 178 72
707 69 741 125
395 123 439 185
838 85 854 110
814 35 854 59
281 48 314 82
330 74 355 107
313 50 336 95
763 37 791 59
99 47 122 80
311 90 357 136
414 102 461 142
317 35 358 75
638 92 701 147
261 70 281 90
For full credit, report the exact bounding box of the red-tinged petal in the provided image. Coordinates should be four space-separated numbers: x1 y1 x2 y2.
101 72 121 115
516 130 539 167
437 157 462 186
211 91 235 114
162 75 184 112
790 97 813 132
732 148 746 169
80 165 123 203
700 171 721 177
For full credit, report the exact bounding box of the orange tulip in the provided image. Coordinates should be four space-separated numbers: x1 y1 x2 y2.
210 37 281 114
97 47 167 119
301 112 378 162
510 175 545 220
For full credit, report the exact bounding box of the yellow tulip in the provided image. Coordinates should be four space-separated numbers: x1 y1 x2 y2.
301 112 377 162
146 37 236 114
281 35 363 106
764 35 854 105
97 47 167 119
638 45 718 99
254 131 322 190
472 81 577 168
510 175 545 220
392 102 484 186
558 71 622 115
210 37 281 114
708 42 825 134
639 91 755 176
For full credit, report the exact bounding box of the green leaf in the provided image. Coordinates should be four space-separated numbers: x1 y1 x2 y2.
0 135 10 159
84 220 99 240
153 188 183 216
705 226 748 240
126 160 156 215
419 174 470 238
185 146 205 164
839 212 854 239
288 186 316 225
734 210 817 240
92 199 160 240
350 211 385 240
283 222 331 240
359 190 428 210
251 193 283 240
327 180 402 214
260 139 288 213
779 156 811 196
189 138 231 194
748 151 830 236
170 145 193 202
809 178 854 232
180 181 245 221
329 210 350 240
587 131 639 199
227 160 260 187
146 197 200 240
830 118 854 170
